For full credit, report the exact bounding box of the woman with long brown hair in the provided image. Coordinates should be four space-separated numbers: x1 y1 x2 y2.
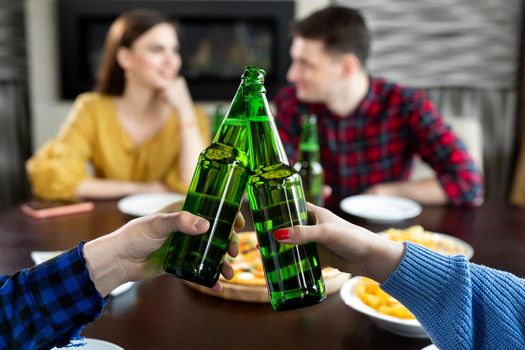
27 9 208 200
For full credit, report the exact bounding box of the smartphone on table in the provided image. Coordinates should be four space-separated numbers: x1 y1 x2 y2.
20 200 95 219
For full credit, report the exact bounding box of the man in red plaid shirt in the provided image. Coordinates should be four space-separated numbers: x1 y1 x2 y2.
274 6 483 206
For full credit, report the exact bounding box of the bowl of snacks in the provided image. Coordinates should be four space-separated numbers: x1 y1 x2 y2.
339 225 474 338
340 276 427 338
379 225 473 259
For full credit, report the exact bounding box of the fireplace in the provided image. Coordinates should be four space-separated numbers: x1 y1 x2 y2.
57 0 294 100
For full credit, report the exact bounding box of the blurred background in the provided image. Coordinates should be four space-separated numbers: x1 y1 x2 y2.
1 0 524 212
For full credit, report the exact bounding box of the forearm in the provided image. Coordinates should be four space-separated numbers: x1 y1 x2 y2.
363 238 405 283
76 178 168 199
368 178 448 205
311 218 405 283
178 123 205 184
163 77 206 185
83 233 127 296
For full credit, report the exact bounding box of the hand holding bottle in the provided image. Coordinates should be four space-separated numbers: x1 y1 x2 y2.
273 203 405 283
84 204 244 296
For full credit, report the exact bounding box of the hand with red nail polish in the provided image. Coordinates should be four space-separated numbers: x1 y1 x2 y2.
273 228 290 240
271 203 404 284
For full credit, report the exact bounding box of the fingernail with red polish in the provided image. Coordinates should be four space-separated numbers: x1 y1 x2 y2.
273 229 290 240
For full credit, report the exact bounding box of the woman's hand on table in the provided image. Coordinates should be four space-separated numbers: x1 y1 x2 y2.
83 200 244 296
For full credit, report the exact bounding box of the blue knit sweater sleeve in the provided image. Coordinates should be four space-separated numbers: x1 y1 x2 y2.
381 242 525 350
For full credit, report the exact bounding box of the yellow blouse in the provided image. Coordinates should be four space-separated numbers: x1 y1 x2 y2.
26 93 210 200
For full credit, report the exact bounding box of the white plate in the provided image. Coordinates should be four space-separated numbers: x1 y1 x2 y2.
340 276 429 338
340 195 422 223
51 338 123 350
117 192 186 217
378 230 474 260
31 251 135 297
421 345 438 350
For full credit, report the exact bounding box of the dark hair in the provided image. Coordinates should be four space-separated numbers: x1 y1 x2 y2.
96 9 173 95
292 6 370 66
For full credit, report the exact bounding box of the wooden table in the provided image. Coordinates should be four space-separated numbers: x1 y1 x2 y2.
1 199 525 350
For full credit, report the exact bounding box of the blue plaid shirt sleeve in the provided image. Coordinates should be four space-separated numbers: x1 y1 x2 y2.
0 242 107 350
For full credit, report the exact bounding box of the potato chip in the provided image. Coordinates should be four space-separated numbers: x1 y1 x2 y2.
355 277 416 320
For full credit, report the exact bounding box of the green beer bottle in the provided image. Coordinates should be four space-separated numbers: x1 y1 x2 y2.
211 104 226 138
294 114 324 206
245 67 326 311
163 70 256 287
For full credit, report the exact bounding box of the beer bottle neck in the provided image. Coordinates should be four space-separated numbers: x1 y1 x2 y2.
213 85 250 151
211 105 225 136
297 148 320 164
213 67 266 151
247 93 290 170
297 118 320 162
